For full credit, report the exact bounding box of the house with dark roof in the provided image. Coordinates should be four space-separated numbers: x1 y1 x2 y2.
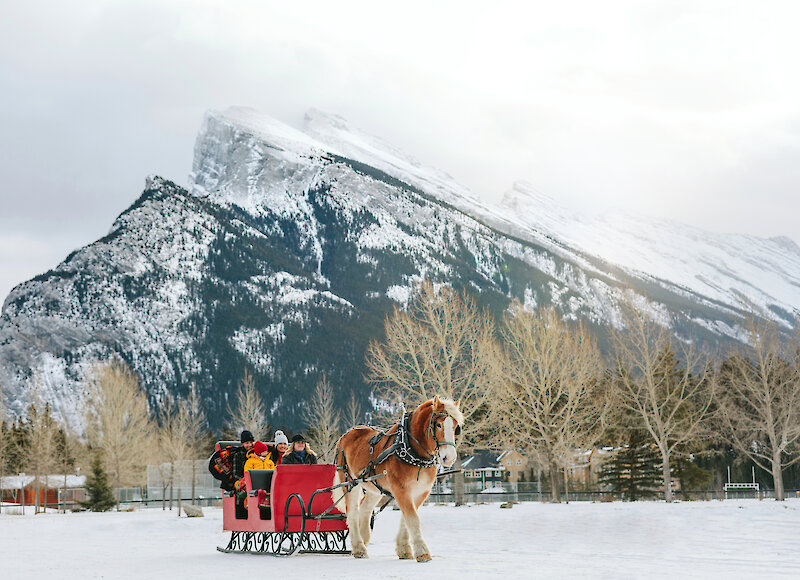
461 449 507 488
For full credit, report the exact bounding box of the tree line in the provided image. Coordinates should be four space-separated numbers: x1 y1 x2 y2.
3 281 799 509
0 360 312 512
363 282 800 502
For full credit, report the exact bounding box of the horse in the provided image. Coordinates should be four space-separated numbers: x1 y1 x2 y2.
332 395 464 562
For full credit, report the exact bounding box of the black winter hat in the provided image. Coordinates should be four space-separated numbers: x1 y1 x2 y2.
240 430 255 443
291 433 306 443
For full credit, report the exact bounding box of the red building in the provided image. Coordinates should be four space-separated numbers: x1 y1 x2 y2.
1 474 86 510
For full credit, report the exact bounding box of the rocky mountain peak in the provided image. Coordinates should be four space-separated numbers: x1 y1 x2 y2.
3 105 800 431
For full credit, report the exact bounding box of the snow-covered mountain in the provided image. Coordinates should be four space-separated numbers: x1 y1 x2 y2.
501 181 800 325
2 106 797 429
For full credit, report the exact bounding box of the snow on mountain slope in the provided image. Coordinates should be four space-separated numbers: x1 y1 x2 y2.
3 105 799 427
200 106 800 325
502 181 800 324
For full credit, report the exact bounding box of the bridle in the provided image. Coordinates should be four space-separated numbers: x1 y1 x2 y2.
427 411 461 452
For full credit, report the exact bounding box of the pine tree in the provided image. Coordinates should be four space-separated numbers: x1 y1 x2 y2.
81 454 116 512
7 418 31 473
599 431 662 501
54 428 76 473
674 454 713 498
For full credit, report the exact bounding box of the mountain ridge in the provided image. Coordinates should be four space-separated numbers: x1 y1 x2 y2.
1 107 796 430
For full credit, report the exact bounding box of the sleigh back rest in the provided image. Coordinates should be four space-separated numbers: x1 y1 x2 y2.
245 469 274 493
271 464 346 532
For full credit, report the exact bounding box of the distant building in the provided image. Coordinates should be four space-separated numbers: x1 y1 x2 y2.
0 474 86 509
461 449 505 488
565 447 614 488
462 449 534 487
461 447 613 490
497 449 529 483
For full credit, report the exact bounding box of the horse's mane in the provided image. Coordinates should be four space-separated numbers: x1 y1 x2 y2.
416 396 464 425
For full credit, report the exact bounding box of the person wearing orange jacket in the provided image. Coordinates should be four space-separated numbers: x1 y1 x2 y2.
244 441 276 472
243 441 275 513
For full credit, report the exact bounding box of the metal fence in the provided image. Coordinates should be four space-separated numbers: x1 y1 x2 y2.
144 460 221 505
426 479 799 503
66 460 226 509
426 488 800 503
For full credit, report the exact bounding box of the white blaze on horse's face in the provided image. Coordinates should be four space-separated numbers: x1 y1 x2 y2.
437 416 457 468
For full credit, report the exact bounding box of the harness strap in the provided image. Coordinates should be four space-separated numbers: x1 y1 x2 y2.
341 406 458 497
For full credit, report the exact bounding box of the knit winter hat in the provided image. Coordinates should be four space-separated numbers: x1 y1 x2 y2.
291 433 306 443
274 430 289 445
240 430 255 443
254 441 268 456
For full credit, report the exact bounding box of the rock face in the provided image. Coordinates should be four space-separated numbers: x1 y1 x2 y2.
2 106 798 430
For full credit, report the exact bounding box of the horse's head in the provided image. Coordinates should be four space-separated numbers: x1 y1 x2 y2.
429 395 464 468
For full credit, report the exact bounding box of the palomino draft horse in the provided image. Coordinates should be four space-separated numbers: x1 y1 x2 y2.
333 396 463 562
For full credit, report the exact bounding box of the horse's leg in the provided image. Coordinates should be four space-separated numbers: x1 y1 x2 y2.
395 492 431 563
346 484 367 558
415 488 431 509
357 487 382 548
395 517 413 559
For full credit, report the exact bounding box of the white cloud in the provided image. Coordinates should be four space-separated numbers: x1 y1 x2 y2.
2 0 800 297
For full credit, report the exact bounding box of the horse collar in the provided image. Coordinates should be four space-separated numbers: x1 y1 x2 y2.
393 412 438 469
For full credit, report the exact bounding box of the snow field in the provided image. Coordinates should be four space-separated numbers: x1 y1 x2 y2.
2 499 799 579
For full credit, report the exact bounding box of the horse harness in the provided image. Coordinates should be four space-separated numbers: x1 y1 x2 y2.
337 408 458 500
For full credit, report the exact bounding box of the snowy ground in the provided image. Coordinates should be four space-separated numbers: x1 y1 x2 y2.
2 499 799 579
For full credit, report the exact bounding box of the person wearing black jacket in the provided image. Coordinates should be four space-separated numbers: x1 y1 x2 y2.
282 433 318 465
232 430 256 480
231 430 256 507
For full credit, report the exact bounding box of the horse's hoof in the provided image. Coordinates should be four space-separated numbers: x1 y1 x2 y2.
397 550 413 559
416 553 432 563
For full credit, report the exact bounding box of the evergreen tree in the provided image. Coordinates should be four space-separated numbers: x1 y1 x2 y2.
54 428 76 473
81 454 116 512
0 420 8 474
7 418 31 473
599 431 662 501
674 453 713 498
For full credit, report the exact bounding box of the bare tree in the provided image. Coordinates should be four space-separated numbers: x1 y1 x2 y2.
25 378 60 512
54 423 79 512
0 398 7 514
368 281 497 441
158 384 207 514
716 317 800 500
85 360 155 506
493 304 605 502
159 395 187 514
184 384 207 505
366 281 499 504
343 392 364 430
226 369 267 439
610 300 715 502
303 375 341 463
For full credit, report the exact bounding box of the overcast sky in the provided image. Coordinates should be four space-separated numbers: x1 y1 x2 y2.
2 1 799 303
